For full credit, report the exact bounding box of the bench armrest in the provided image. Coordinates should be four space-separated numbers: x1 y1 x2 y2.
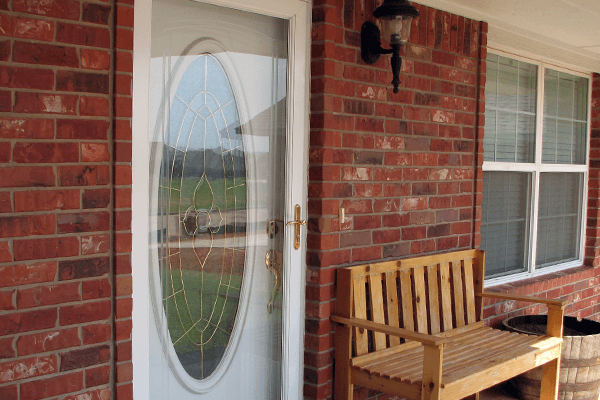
331 315 447 348
475 291 568 307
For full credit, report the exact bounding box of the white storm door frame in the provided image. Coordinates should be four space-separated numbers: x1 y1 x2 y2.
131 0 311 399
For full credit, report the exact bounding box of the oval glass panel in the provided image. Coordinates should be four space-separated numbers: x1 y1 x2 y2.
161 53 246 380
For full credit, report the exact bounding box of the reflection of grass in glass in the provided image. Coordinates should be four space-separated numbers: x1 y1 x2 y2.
162 269 242 355
168 178 246 212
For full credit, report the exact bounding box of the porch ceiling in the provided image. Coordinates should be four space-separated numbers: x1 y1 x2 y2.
414 0 600 71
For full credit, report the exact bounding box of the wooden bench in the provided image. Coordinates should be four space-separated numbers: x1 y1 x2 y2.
331 249 567 400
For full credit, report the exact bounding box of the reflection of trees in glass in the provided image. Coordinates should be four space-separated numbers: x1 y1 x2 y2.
159 53 247 380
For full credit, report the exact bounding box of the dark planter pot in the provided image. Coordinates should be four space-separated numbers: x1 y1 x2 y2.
503 315 600 400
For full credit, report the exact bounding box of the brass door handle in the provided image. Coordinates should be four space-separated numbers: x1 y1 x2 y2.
265 249 282 314
286 204 306 250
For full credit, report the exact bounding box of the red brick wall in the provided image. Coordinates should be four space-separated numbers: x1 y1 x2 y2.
307 1 483 398
305 1 600 400
0 0 134 398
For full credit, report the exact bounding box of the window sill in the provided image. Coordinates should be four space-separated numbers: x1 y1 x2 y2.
485 263 594 294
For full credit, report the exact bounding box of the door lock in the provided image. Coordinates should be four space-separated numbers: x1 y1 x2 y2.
286 204 306 250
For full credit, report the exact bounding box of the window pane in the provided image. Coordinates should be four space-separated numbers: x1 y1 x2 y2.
542 70 588 164
484 54 536 163
536 173 582 268
481 172 531 278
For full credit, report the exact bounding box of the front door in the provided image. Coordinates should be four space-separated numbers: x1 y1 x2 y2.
134 0 309 398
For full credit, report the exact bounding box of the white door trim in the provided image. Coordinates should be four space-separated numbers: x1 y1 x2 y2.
131 0 310 399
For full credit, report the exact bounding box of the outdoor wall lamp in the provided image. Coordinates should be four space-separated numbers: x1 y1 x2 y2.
361 0 419 93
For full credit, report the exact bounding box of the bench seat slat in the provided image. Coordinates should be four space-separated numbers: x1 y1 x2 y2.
353 329 561 391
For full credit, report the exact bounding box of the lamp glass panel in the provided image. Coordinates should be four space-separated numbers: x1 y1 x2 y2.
381 16 412 44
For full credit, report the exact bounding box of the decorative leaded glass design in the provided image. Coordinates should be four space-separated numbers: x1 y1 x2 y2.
160 53 246 380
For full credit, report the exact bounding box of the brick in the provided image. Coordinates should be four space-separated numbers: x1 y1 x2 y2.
81 234 110 255
0 165 55 188
114 142 131 164
15 189 80 212
0 355 57 384
60 300 111 325
57 23 110 47
115 74 132 95
17 328 81 356
116 361 133 383
116 5 134 28
82 323 111 344
0 241 10 262
0 385 17 400
115 297 132 319
17 282 80 309
116 340 132 362
59 165 110 186
0 337 15 358
116 383 132 400
14 237 79 261
0 289 15 310
81 96 110 116
115 275 132 296
82 278 111 300
81 49 111 71
0 65 54 90
82 3 112 24
114 96 132 117
57 71 110 94
82 143 110 162
86 364 111 387
57 211 110 233
61 344 110 371
57 119 110 140
115 320 131 341
59 257 110 280
13 142 79 163
0 262 56 288
13 41 79 67
0 141 9 162
0 118 54 139
14 92 78 115
115 165 132 185
115 50 132 72
20 371 83 400
82 189 110 209
115 27 133 50
0 192 10 213
0 308 58 335
0 90 10 112
0 15 54 41
0 214 56 238
13 0 80 19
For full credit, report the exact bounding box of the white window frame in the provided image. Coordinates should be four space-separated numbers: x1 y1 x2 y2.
483 48 593 286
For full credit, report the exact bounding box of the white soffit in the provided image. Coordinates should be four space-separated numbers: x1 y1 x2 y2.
414 0 600 73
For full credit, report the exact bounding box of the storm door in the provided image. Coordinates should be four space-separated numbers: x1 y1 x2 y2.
139 0 309 398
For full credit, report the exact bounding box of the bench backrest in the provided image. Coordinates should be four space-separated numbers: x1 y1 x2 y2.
336 249 485 356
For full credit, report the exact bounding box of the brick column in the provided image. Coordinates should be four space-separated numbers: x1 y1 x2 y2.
585 73 600 267
0 0 115 399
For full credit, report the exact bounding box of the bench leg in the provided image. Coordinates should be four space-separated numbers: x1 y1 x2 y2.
334 325 353 400
540 358 560 400
421 346 443 400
